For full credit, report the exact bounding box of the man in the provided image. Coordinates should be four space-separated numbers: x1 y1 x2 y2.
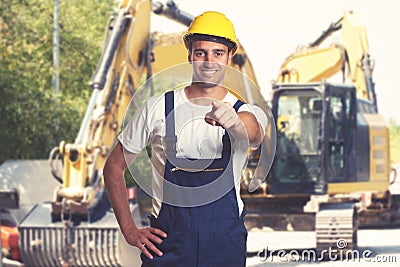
104 11 268 266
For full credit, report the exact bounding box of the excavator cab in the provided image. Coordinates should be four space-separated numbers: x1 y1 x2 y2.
269 82 356 195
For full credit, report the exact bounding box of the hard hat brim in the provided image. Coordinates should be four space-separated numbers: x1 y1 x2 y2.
183 33 238 55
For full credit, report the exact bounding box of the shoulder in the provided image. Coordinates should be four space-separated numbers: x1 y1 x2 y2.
225 92 269 127
146 93 165 107
138 88 186 116
139 92 167 116
225 91 255 112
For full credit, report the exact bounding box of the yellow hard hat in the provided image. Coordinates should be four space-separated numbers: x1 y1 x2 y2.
183 11 239 55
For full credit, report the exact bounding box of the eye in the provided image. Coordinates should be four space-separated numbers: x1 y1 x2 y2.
194 51 205 58
215 51 224 57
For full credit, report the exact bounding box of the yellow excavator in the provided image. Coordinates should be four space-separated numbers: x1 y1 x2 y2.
242 10 400 254
0 0 267 266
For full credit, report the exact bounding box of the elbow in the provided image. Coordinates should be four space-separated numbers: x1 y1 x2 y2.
249 123 264 147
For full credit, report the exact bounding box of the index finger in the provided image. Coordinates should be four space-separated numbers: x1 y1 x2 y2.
211 100 224 110
212 100 233 109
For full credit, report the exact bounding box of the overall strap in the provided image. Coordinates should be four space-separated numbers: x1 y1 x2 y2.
222 99 245 158
164 91 177 153
233 100 245 112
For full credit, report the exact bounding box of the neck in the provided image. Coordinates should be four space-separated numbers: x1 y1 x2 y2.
185 83 227 105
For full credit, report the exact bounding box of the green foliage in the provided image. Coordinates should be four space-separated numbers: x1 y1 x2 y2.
0 0 114 163
389 119 400 164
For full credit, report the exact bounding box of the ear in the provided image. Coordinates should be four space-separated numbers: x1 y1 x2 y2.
227 50 233 65
188 51 193 64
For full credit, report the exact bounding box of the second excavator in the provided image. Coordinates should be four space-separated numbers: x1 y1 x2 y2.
242 10 400 255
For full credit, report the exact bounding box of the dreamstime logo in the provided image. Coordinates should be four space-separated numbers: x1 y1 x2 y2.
257 239 376 262
336 238 347 249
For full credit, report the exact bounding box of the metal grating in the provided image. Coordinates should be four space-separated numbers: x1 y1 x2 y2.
19 225 121 267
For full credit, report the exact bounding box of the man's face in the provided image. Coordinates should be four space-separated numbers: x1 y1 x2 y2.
188 40 232 88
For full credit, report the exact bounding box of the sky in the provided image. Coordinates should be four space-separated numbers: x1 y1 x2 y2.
150 0 399 124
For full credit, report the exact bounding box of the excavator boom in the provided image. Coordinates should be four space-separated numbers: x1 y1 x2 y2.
277 11 377 109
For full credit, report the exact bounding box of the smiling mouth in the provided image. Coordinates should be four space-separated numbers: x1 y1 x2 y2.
201 69 218 76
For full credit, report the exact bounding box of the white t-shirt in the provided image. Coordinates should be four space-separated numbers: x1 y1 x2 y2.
118 88 268 217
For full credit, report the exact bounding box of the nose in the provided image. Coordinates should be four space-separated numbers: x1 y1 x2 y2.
203 54 215 67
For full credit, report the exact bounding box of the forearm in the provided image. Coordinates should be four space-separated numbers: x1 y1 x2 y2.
237 111 264 146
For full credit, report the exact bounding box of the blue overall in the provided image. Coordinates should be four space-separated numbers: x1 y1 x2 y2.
141 91 247 267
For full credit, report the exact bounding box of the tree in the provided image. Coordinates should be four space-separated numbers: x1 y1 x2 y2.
0 0 114 163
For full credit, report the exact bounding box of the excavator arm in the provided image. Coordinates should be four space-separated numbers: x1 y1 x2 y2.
49 0 152 219
277 11 377 109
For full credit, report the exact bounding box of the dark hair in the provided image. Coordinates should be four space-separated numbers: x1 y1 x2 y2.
186 33 236 52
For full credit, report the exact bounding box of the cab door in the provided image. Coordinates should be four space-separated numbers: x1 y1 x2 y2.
322 84 357 184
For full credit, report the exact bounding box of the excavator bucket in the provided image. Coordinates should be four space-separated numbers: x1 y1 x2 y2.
18 202 142 267
0 160 143 266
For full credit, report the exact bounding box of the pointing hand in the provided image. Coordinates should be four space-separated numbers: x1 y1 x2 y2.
204 101 241 129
